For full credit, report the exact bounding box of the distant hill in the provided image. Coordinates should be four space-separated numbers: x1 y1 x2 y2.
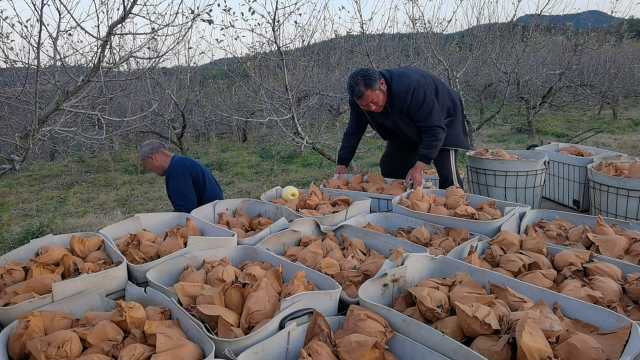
515 10 624 29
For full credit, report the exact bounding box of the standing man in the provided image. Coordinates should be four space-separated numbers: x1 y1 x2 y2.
336 67 471 189
139 140 224 213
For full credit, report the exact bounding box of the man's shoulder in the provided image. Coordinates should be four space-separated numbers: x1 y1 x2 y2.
170 155 207 172
383 66 432 80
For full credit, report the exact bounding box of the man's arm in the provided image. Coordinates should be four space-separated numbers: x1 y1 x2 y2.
337 99 368 167
166 171 198 213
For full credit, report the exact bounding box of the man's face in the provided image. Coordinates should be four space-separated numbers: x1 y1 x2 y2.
355 79 387 113
142 154 166 176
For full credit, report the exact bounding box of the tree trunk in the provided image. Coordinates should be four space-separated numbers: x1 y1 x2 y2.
526 111 536 141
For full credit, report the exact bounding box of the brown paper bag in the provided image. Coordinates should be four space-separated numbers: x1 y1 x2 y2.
359 252 385 278
153 326 203 360
554 333 606 360
8 314 46 360
624 273 640 301
491 231 522 254
498 253 534 276
69 235 104 259
408 287 450 323
588 276 623 306
112 300 147 335
117 343 155 360
239 277 280 333
300 338 338 360
470 335 511 360
297 240 324 269
586 233 629 259
515 317 553 360
335 333 384 360
25 329 83 360
282 271 315 298
145 306 171 321
335 305 393 345
590 324 630 360
303 310 335 347
517 269 557 289
445 186 466 210
433 316 465 341
224 284 245 316
454 302 501 337
84 320 125 352
180 266 206 284
583 262 623 283
553 249 591 269
490 284 534 311
522 226 547 255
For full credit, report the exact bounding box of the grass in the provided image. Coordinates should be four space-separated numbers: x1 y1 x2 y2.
0 104 638 254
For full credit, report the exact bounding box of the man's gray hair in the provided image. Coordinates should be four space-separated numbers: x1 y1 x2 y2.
139 139 168 160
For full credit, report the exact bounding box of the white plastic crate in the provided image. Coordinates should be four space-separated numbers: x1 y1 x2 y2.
99 212 236 284
145 245 341 359
321 174 438 213
449 237 640 281
340 212 491 244
358 253 640 360
260 186 370 228
236 312 448 360
391 189 529 237
0 283 216 359
191 198 294 245
258 218 428 304
0 232 127 326
518 209 640 235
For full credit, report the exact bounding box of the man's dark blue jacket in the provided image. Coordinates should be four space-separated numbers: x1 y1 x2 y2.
165 155 223 213
337 67 471 166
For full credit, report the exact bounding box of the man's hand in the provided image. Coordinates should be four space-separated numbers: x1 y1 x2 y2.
336 165 348 176
405 161 427 189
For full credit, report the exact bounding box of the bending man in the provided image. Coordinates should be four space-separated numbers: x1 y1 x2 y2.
139 140 224 213
336 67 471 189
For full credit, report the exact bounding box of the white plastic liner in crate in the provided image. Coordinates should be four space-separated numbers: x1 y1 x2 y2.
191 198 295 245
145 245 341 358
0 232 127 327
0 282 216 359
99 212 237 284
358 253 640 359
535 143 621 211
258 218 428 303
466 149 548 208
391 189 529 237
341 212 491 244
236 311 448 360
260 186 370 228
588 159 640 221
518 209 640 235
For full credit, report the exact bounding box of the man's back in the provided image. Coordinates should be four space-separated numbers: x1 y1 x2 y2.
164 155 223 213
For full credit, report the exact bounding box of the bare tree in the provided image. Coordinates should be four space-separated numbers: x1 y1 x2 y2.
201 0 341 162
0 0 210 175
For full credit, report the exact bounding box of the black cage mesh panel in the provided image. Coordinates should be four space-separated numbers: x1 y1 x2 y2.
589 177 640 221
543 159 591 211
466 166 546 209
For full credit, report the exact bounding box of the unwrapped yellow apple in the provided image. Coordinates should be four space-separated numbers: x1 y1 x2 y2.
282 186 300 201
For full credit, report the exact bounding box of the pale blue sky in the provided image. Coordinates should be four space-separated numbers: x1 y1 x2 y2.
2 0 638 65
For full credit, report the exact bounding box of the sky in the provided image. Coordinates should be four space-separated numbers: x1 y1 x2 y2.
1 0 638 66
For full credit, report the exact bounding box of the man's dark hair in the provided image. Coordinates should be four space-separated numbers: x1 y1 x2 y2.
347 68 382 100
